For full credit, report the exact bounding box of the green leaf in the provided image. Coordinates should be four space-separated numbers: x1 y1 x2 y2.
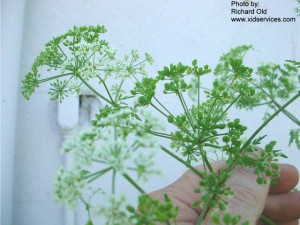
126 205 136 213
211 212 220 224
223 213 232 225
192 59 197 66
86 220 93 225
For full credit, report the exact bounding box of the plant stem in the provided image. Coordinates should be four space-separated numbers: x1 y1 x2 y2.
178 93 195 132
132 59 147 68
199 134 227 144
84 167 113 183
199 150 214 173
57 45 68 59
154 97 176 119
216 94 241 122
241 90 300 152
114 79 124 102
196 195 213 225
197 76 201 138
150 103 169 118
122 173 145 193
38 72 74 83
98 76 115 105
260 215 276 225
112 169 116 194
150 131 182 141
151 98 192 136
160 146 203 178
203 143 222 149
92 159 107 164
77 74 114 105
251 82 300 126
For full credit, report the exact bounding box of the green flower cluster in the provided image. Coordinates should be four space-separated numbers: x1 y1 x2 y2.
214 45 300 149
127 194 178 225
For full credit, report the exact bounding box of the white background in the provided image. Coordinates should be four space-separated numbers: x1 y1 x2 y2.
2 0 300 225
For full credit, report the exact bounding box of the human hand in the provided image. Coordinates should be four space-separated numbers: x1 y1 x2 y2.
149 161 300 225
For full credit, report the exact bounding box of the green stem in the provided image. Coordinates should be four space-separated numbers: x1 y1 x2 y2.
92 159 106 164
79 197 92 221
84 167 113 183
196 196 213 225
267 95 300 126
178 93 195 132
199 150 214 173
98 76 115 105
38 72 73 83
197 76 201 138
122 173 145 193
152 98 192 137
112 169 116 194
77 74 113 105
252 82 300 126
260 215 276 225
160 146 203 178
241 90 300 152
150 131 182 141
150 103 169 118
114 79 124 102
132 59 147 68
203 143 222 149
200 133 228 143
57 45 67 59
216 94 241 122
154 97 176 119
253 101 272 107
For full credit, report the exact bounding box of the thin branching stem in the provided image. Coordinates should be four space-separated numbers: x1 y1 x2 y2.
153 97 176 119
114 79 124 102
150 103 169 118
160 146 203 178
77 74 113 105
122 173 145 193
217 94 241 122
241 90 300 153
149 131 182 141
84 167 113 183
38 72 74 84
251 82 300 126
196 195 214 225
112 169 116 194
97 75 115 104
57 45 68 59
178 93 195 132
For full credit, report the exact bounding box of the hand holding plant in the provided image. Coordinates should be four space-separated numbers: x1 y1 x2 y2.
22 25 300 225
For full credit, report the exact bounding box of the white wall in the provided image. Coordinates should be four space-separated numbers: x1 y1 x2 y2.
2 0 299 225
1 1 26 225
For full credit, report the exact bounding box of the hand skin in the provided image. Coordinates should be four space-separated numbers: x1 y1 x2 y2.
149 162 300 225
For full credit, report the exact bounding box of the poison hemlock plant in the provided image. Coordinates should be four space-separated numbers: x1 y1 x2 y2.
22 26 300 225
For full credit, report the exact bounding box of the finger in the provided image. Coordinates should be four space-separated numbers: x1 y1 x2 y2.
269 164 299 194
258 219 300 225
277 220 299 225
263 191 300 222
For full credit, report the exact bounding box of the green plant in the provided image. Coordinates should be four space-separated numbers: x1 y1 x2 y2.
22 26 300 225
295 0 300 16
